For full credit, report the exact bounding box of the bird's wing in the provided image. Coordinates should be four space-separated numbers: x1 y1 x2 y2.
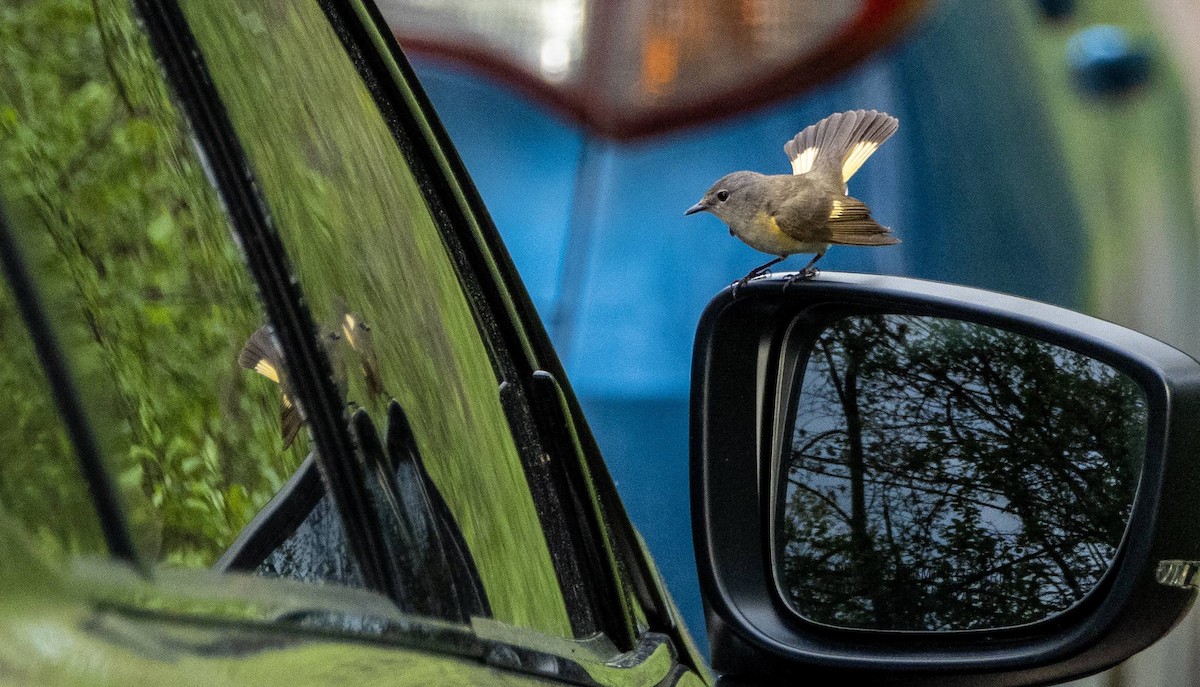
784 110 899 183
769 180 832 243
280 393 302 449
241 325 305 448
239 325 283 383
824 196 901 246
361 353 385 400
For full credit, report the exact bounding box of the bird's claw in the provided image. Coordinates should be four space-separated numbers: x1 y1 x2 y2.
731 266 819 297
781 267 819 292
730 268 774 298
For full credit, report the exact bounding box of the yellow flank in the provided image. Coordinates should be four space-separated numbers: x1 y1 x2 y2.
254 360 280 383
757 211 785 236
791 145 819 175
743 210 804 254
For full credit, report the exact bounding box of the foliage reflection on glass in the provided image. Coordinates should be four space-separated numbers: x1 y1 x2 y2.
0 0 304 568
780 315 1146 631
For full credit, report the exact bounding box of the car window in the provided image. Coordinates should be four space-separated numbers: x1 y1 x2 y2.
0 0 359 576
176 0 574 637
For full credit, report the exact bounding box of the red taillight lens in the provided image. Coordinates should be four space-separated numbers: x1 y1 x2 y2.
383 0 927 139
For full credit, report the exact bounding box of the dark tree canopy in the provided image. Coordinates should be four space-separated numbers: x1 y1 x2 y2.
780 314 1146 631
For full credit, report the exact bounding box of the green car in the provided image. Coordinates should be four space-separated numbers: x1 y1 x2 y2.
2 2 1199 686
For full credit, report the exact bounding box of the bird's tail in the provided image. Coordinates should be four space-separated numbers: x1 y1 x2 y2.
784 110 898 184
239 325 283 383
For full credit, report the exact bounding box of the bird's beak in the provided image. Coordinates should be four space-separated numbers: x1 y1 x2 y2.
684 202 706 216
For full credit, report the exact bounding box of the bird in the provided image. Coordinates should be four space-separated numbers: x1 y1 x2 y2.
334 296 386 402
685 109 901 290
238 323 348 449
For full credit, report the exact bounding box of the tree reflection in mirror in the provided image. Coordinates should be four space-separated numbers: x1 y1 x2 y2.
779 314 1147 631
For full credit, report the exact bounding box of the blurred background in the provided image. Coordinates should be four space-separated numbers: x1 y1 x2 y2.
378 0 1200 682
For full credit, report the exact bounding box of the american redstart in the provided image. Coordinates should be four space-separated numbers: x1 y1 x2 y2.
238 323 348 449
685 110 900 288
334 296 385 402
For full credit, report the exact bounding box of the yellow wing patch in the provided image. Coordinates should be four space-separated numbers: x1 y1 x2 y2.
830 199 846 219
341 313 358 348
254 360 281 384
791 146 819 175
842 141 880 183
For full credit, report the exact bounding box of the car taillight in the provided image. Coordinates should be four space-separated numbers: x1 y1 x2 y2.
382 0 928 139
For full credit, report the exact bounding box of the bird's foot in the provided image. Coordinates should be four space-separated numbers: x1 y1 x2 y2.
730 268 774 297
781 267 819 292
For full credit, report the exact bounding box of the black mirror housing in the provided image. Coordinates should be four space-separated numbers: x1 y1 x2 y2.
691 272 1200 686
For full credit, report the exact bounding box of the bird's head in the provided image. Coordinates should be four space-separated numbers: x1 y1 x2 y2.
685 171 762 224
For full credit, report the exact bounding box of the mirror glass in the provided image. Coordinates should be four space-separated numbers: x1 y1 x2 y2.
779 314 1147 631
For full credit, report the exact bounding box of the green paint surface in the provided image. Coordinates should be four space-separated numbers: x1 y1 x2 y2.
0 523 547 687
176 0 572 636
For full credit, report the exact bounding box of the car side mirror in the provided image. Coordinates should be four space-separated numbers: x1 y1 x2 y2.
691 273 1200 686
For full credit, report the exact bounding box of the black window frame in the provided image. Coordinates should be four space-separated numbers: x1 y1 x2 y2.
322 0 682 650
316 0 690 655
313 0 609 638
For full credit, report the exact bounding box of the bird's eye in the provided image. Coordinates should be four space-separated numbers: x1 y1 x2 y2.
716 190 730 202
